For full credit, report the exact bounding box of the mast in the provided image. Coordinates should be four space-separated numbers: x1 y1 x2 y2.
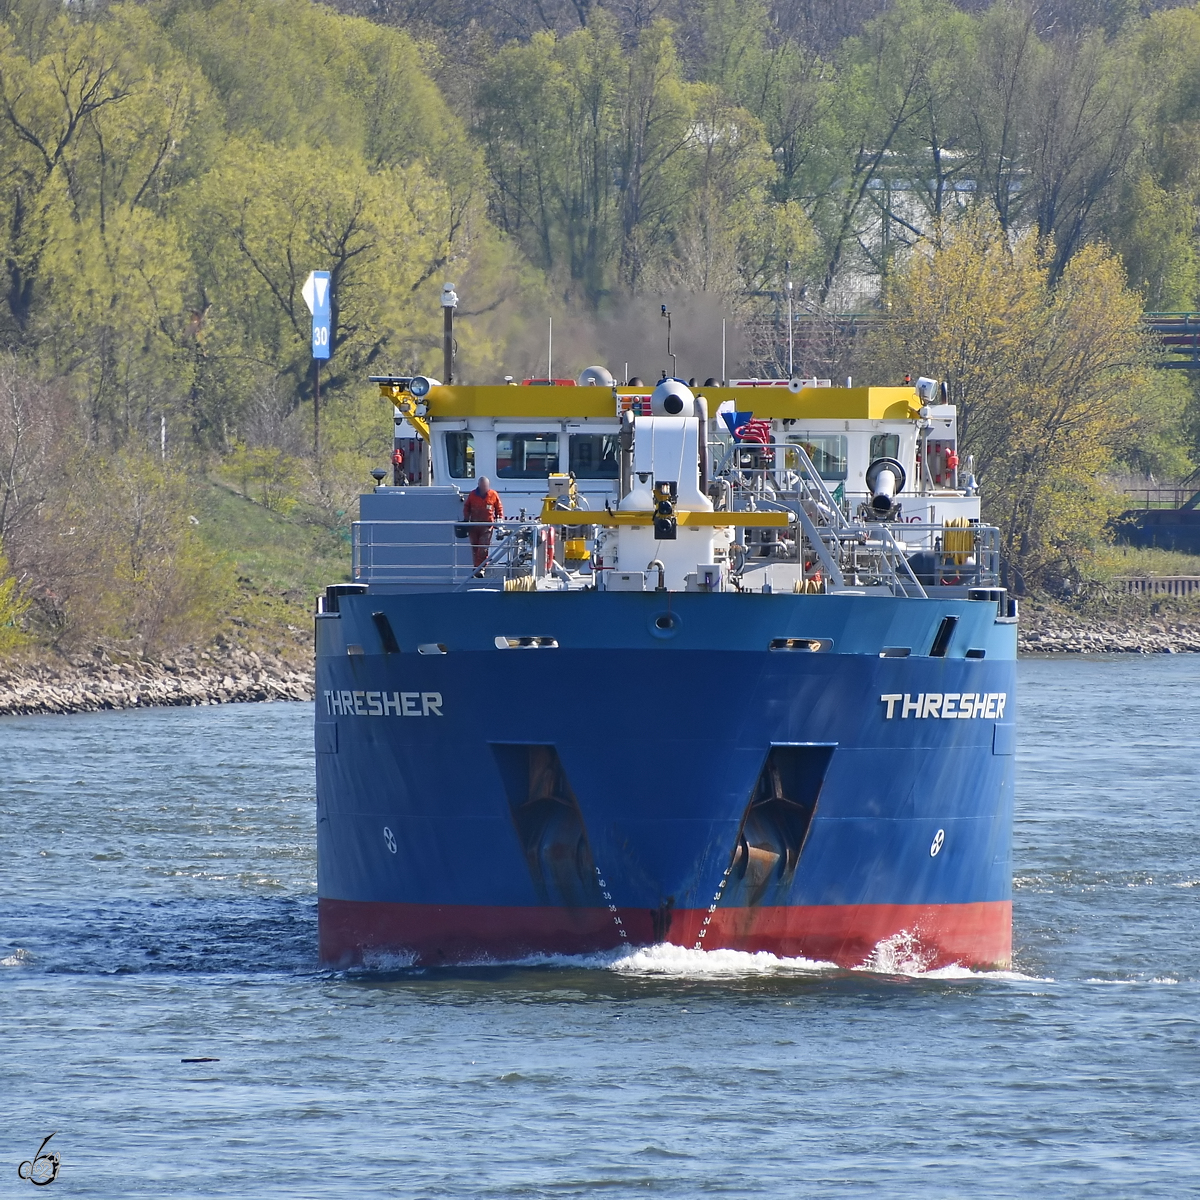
442 283 458 383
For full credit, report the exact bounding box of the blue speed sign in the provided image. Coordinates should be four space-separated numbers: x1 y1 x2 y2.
303 270 331 360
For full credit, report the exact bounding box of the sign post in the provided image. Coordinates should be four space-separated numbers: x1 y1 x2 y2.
302 270 331 458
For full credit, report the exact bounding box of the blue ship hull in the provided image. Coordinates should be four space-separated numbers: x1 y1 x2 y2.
315 591 1015 969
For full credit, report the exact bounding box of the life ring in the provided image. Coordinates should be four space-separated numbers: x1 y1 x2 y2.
544 526 556 572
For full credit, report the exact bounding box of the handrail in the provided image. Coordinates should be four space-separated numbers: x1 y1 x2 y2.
749 494 846 588
712 437 850 524
873 524 929 599
351 512 1002 593
353 517 550 590
780 439 852 530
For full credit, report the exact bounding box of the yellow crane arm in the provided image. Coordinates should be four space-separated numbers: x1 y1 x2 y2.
378 385 431 443
538 499 791 528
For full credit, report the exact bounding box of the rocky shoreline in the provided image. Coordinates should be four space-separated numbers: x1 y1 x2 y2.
0 645 314 717
1017 606 1200 654
1 606 1195 717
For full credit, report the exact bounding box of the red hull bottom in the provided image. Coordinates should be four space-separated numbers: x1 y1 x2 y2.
318 898 1012 972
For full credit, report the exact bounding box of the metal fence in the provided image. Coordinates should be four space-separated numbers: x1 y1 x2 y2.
1117 486 1200 510
1111 576 1200 597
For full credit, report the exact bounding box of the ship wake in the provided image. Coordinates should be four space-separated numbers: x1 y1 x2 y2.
855 929 1044 981
480 938 1044 981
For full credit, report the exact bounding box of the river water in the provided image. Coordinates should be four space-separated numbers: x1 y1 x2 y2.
2 656 1198 1197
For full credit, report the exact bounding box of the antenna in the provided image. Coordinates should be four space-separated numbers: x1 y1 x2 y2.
661 305 676 379
548 317 553 380
721 319 726 385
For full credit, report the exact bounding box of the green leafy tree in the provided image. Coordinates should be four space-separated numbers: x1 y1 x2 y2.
670 86 815 296
740 36 836 211
1024 29 1143 281
45 204 193 444
0 16 135 336
478 23 622 299
1116 370 1195 481
479 17 717 298
188 140 451 397
1116 174 1200 312
1134 5 1200 195
0 6 215 454
58 449 233 653
159 0 371 152
873 214 1155 588
614 20 694 291
0 538 28 653
871 0 976 244
0 8 207 326
692 0 770 99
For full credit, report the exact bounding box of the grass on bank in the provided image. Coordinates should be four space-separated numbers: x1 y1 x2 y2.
1087 544 1200 579
0 475 352 671
197 478 350 596
194 477 351 664
1048 543 1200 622
196 481 1200 635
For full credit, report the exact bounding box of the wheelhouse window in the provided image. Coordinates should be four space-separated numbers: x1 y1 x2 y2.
870 433 900 461
787 434 848 480
445 432 475 478
569 433 619 479
496 433 559 478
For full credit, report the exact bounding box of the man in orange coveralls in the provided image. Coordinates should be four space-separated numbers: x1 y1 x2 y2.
463 476 503 572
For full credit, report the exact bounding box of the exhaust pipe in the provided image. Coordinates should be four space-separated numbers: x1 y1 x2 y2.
865 456 907 514
619 410 634 499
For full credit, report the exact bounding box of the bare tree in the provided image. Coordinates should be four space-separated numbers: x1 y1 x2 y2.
1025 29 1142 279
0 355 62 548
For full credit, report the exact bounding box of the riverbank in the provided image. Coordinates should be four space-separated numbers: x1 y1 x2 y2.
0 645 314 716
2 603 1196 717
1017 601 1200 654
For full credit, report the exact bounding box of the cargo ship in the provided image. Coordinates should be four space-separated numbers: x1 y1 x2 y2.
315 295 1016 970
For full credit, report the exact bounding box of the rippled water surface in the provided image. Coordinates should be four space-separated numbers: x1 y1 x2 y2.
2 657 1199 1197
